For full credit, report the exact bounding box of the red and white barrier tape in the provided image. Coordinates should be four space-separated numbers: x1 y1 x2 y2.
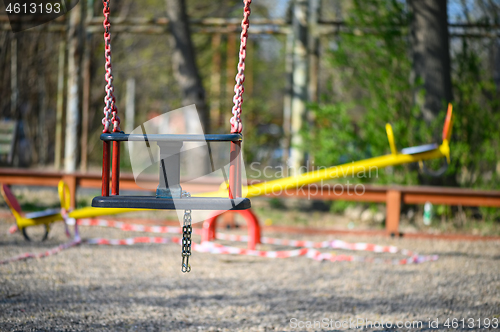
195 242 438 265
87 236 175 246
79 219 410 254
2 218 437 265
8 224 18 234
78 218 187 235
84 236 437 265
0 237 81 265
78 219 437 265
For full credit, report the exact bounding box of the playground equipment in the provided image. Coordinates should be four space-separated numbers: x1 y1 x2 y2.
201 104 453 241
1 104 454 244
88 0 253 272
92 0 252 211
1 180 74 241
203 104 453 199
0 0 457 268
0 105 454 266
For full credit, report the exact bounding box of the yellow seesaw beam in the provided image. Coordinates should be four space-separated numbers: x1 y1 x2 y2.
199 140 450 199
68 104 453 219
203 103 453 199
66 140 449 220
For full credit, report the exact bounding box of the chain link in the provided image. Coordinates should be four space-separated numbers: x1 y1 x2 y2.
102 0 120 134
101 0 250 135
181 191 192 273
230 0 252 134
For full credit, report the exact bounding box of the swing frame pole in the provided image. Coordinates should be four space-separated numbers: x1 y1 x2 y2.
228 141 238 199
229 141 242 199
111 141 120 195
101 141 110 196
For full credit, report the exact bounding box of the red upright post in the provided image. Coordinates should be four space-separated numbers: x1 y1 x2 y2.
102 141 110 196
229 141 239 199
386 190 402 236
235 141 242 198
111 141 120 195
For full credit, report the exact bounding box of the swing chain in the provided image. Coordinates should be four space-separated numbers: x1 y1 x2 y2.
102 0 120 134
230 0 252 134
181 191 192 273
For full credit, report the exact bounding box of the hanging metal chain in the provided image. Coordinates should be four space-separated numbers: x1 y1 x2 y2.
230 0 252 134
181 191 192 273
102 0 120 134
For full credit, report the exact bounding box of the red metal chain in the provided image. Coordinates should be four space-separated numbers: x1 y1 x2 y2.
102 0 120 133
230 0 252 134
102 0 247 134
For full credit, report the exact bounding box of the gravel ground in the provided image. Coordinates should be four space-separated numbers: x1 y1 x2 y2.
0 215 499 332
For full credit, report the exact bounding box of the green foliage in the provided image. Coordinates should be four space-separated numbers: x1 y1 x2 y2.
329 200 353 214
268 197 286 210
303 0 500 190
304 0 419 185
302 103 364 166
241 37 287 165
450 38 500 189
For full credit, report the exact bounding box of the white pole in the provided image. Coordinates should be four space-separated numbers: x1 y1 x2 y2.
289 0 309 176
64 1 82 173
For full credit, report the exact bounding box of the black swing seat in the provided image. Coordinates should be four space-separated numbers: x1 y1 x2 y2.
92 132 250 211
400 143 439 155
92 196 251 210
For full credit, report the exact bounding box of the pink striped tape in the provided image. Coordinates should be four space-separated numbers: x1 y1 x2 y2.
2 218 437 265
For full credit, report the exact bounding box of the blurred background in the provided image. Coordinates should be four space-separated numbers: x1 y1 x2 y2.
0 0 499 233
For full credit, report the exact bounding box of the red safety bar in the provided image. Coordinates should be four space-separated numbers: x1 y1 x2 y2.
202 209 261 250
111 141 120 195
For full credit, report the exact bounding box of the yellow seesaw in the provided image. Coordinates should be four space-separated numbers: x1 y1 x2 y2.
2 104 453 239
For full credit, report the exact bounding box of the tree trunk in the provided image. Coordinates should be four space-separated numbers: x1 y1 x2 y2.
289 0 309 176
64 0 83 173
165 0 209 134
410 0 455 186
410 0 453 126
165 0 210 178
55 41 65 170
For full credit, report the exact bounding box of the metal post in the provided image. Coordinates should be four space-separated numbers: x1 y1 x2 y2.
102 142 110 196
111 142 120 195
235 141 242 197
55 41 65 170
229 141 240 199
289 0 309 176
